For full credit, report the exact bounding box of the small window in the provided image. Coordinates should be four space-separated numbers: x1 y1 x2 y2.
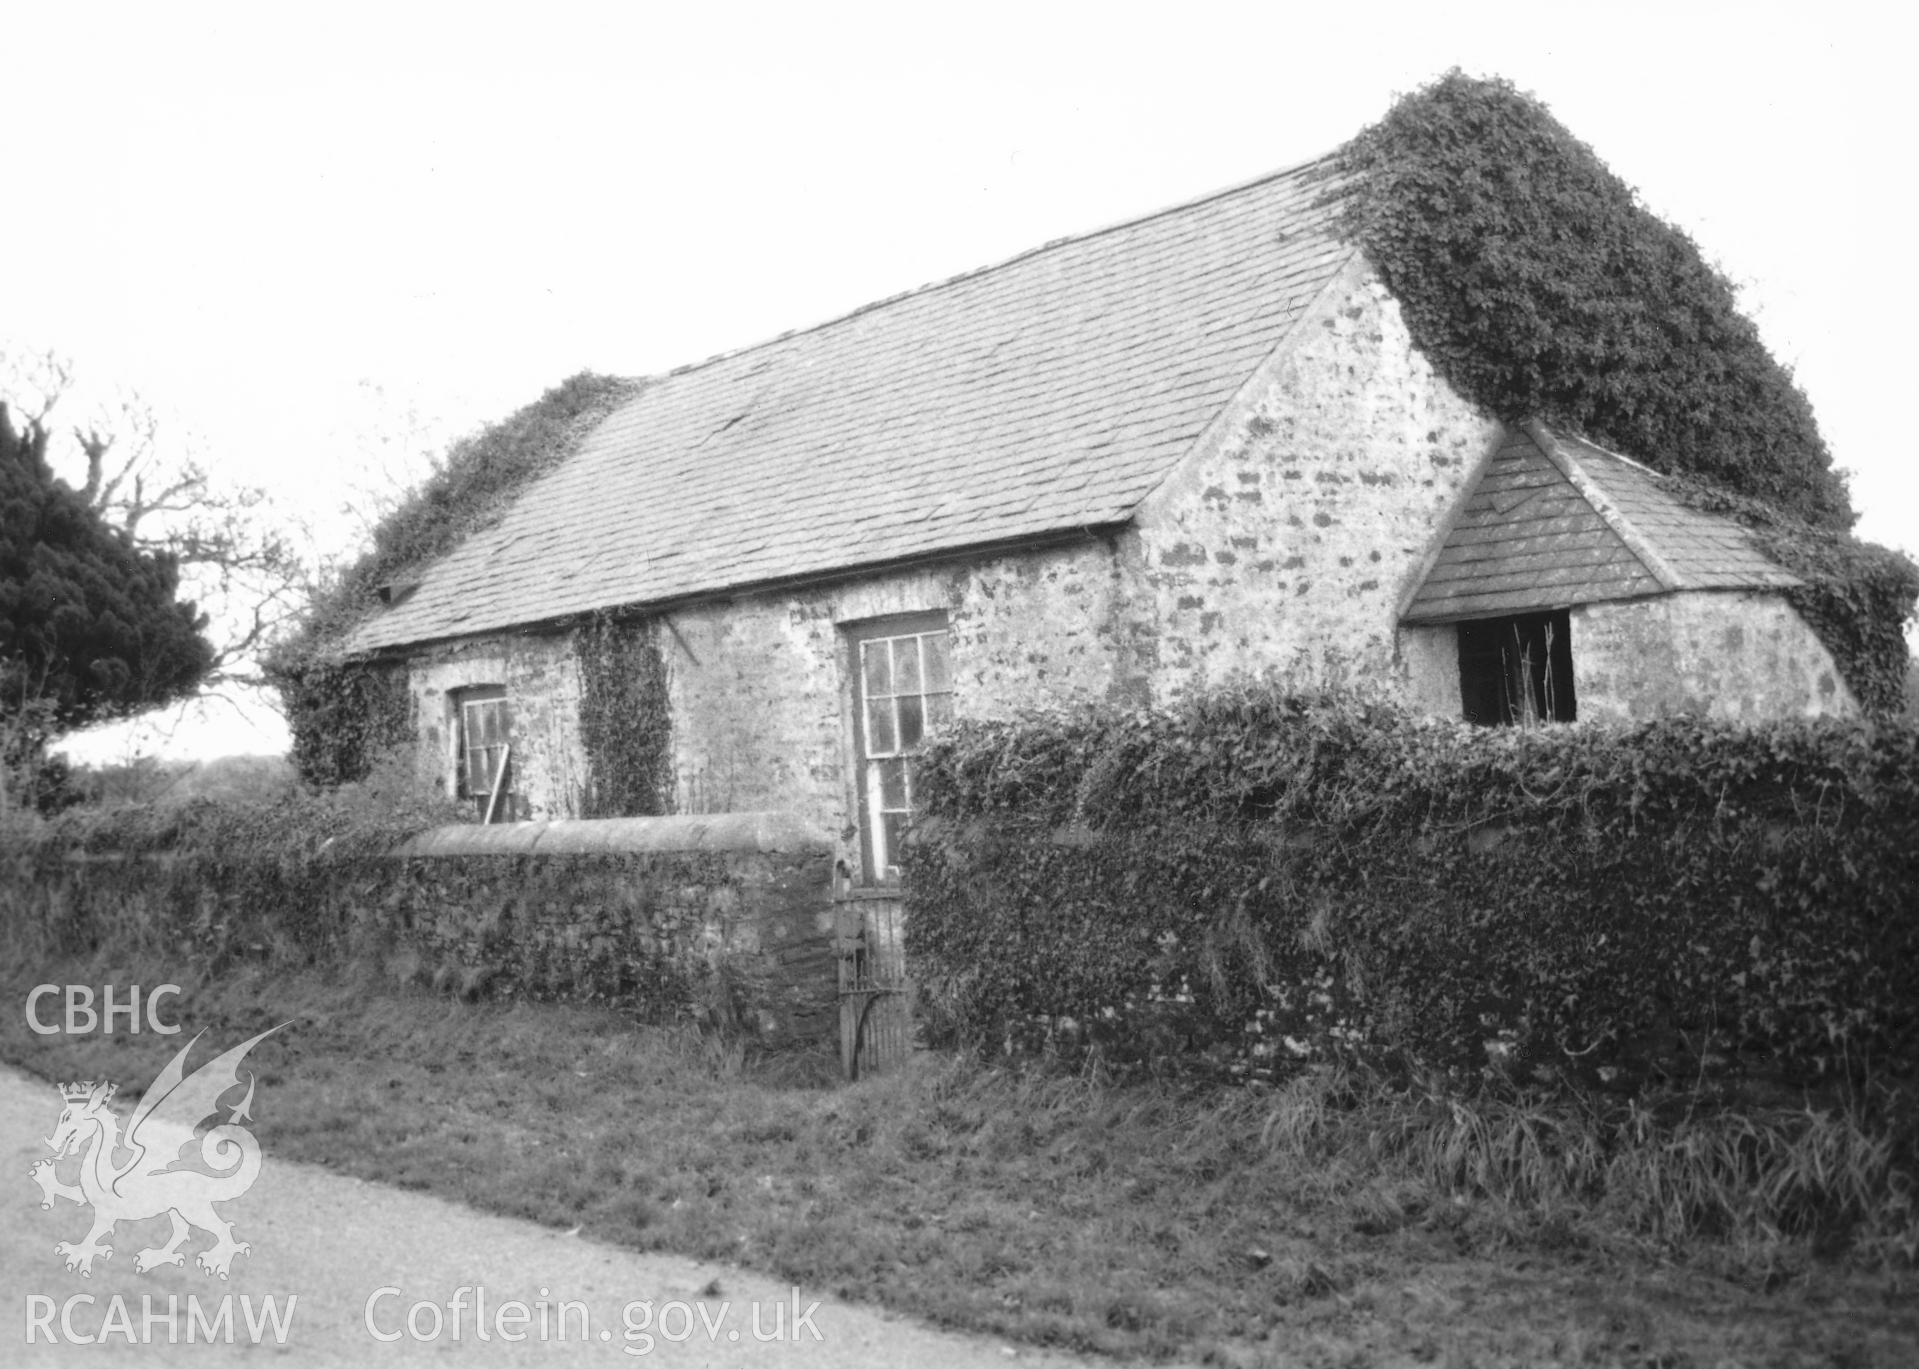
1458 611 1575 725
455 686 514 816
847 614 953 883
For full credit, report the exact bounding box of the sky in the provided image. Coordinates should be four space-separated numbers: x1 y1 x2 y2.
7 1 1910 763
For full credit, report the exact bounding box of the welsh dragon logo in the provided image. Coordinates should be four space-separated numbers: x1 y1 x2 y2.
29 1026 284 1279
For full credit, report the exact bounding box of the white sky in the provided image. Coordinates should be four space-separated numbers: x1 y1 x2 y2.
9 1 1911 763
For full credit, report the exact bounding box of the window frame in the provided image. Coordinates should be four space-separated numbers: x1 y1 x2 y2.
1456 610 1576 726
453 685 514 812
844 612 953 885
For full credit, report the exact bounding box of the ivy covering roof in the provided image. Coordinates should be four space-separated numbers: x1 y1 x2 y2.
351 158 1352 651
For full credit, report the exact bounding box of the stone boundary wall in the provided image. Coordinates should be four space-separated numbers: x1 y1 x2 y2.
5 812 838 1047
382 813 837 1041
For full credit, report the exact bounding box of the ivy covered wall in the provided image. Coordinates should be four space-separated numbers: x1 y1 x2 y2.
577 612 674 818
268 373 644 788
4 807 838 1045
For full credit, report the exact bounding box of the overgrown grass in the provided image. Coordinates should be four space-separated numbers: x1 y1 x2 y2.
5 931 1917 1366
1260 1064 1919 1279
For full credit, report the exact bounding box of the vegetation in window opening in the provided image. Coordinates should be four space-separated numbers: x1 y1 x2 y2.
267 372 645 786
578 612 673 818
1328 72 1917 710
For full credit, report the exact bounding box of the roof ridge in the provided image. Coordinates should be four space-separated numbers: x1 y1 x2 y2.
1520 419 1686 591
648 147 1350 388
1549 426 1665 478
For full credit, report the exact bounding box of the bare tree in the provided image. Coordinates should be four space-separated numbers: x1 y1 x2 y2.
3 347 305 696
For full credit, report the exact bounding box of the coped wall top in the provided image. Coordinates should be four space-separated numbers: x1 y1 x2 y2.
390 812 833 858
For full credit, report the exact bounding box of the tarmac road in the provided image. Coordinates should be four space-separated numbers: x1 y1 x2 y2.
1 1062 1105 1367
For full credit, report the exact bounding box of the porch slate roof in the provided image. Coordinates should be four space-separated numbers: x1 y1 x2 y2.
1402 420 1799 624
352 157 1354 652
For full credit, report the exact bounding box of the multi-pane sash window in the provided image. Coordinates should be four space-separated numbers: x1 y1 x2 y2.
457 687 513 807
851 616 952 882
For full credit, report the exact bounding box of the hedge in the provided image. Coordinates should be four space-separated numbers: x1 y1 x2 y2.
903 691 1919 1091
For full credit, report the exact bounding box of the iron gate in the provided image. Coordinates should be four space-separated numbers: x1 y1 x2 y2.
835 892 911 1078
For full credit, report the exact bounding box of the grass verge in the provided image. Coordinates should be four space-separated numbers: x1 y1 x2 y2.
4 948 1917 1368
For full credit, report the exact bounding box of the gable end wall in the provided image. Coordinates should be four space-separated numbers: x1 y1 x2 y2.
1127 265 1501 700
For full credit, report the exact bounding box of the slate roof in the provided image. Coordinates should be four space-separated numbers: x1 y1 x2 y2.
1402 420 1799 624
353 158 1354 652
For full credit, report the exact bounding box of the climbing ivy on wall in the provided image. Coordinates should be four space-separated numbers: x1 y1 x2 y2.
1663 473 1919 715
273 657 411 789
577 611 673 818
1331 71 1916 710
268 373 644 787
1332 72 1845 524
